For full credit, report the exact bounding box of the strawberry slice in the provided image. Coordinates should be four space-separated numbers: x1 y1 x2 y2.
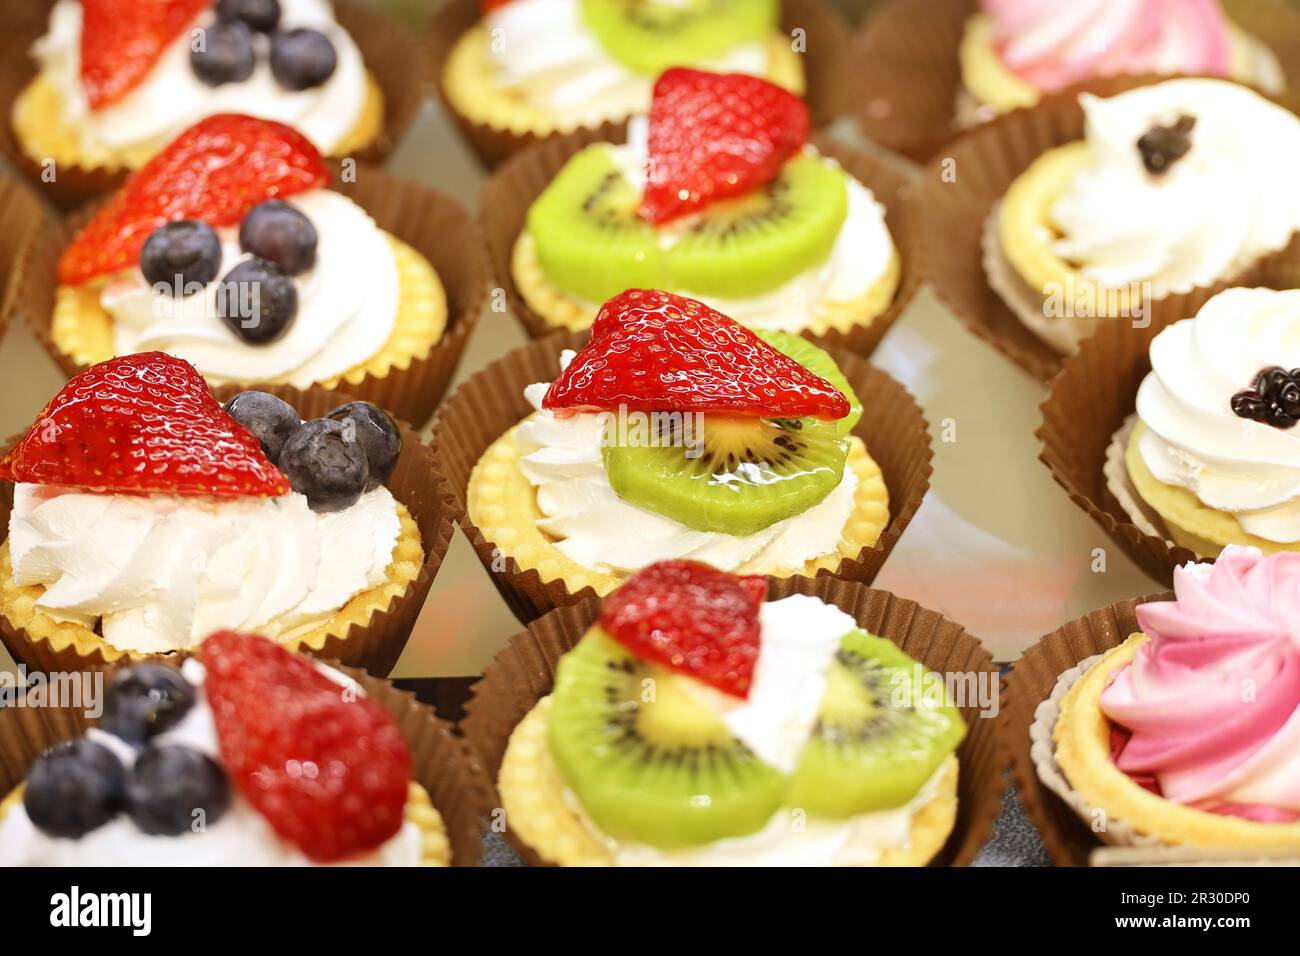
640 68 810 225
599 561 767 699
81 0 210 110
0 352 289 498
59 114 329 286
202 631 412 863
542 289 849 419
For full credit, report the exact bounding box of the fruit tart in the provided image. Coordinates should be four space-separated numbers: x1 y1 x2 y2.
0 632 456 865
0 352 439 673
507 68 903 339
472 561 967 866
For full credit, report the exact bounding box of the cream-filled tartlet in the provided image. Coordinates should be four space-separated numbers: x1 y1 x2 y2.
47 113 445 392
957 0 1284 122
0 352 423 665
13 0 384 174
496 560 966 866
987 78 1300 354
0 635 449 866
441 0 802 140
513 68 900 337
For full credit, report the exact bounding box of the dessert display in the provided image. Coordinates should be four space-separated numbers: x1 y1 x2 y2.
0 632 452 865
0 351 441 673
479 560 967 866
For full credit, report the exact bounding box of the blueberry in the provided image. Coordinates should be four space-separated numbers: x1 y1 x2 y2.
239 200 317 275
279 418 370 512
217 258 298 345
126 746 231 836
270 28 337 91
190 19 255 87
224 390 302 461
140 220 222 296
24 739 125 838
98 664 197 746
216 0 281 32
325 401 401 490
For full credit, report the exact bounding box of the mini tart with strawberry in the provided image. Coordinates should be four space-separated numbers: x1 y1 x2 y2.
512 69 901 337
463 289 891 595
13 0 386 175
0 352 424 665
493 561 966 865
45 114 446 393
442 0 802 140
0 632 450 865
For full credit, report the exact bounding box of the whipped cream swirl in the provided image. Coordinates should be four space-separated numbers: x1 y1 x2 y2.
1135 288 1300 542
1050 79 1300 296
103 188 399 387
8 483 400 654
33 0 369 157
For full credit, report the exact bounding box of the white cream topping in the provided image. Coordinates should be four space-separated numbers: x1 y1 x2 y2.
102 189 400 388
1135 287 1300 542
0 660 422 867
516 353 858 574
1050 79 1300 296
8 484 400 654
33 0 368 156
484 0 772 126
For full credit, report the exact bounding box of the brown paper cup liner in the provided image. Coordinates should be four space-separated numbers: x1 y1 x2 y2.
0 0 422 211
481 130 921 357
0 382 454 678
0 171 44 340
21 165 488 427
463 580 1003 866
851 0 1300 164
423 0 856 169
913 77 1300 382
431 331 933 624
0 660 493 866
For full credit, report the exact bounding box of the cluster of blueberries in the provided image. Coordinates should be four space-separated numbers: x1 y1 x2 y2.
224 391 402 511
24 666 229 839
192 0 338 91
141 198 317 344
1230 366 1300 430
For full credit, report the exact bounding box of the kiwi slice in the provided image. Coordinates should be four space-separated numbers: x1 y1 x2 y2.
667 154 849 299
787 630 966 818
602 414 848 536
580 0 778 76
526 144 667 303
755 330 862 437
548 628 786 849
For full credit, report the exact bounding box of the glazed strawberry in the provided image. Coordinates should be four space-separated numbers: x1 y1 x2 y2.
542 289 849 419
59 114 329 286
0 352 289 498
600 561 767 699
640 68 810 225
81 0 209 110
202 631 411 863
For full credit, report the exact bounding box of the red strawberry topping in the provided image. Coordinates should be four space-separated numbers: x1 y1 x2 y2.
0 352 289 498
640 68 810 225
480 0 513 10
201 631 412 863
600 561 767 699
59 114 329 286
542 289 849 420
81 0 210 110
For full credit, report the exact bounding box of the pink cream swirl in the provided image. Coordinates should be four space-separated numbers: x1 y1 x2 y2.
1100 546 1300 821
981 0 1233 92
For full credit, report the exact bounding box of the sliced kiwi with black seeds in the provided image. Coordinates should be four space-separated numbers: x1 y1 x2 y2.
602 413 848 536
787 629 966 818
755 330 862 437
548 628 786 849
580 0 777 76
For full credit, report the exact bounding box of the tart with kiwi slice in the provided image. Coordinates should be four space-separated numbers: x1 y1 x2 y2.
509 67 902 338
487 560 966 866
456 288 892 598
